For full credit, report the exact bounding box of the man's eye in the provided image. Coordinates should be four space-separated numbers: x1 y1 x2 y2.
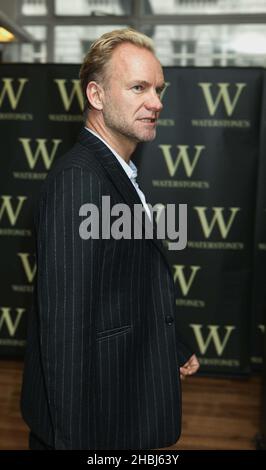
132 85 143 92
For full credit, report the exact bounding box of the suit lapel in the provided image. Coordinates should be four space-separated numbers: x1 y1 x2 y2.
78 128 173 276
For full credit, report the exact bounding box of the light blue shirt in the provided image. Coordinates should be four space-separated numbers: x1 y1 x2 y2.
85 127 151 220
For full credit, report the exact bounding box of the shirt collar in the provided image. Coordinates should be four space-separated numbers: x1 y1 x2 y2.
85 127 138 183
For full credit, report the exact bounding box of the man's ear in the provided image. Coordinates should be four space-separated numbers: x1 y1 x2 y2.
86 81 104 111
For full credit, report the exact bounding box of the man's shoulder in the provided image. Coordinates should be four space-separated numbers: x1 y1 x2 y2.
49 141 102 177
37 141 107 205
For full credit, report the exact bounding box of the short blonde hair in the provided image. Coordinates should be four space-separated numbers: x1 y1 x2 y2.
79 28 155 113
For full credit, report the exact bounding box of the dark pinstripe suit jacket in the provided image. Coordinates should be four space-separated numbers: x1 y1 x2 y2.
21 128 192 450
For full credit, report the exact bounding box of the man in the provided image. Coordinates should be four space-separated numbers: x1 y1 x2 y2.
21 28 199 450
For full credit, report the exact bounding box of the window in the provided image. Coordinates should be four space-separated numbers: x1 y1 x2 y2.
144 0 266 15
173 39 196 66
55 0 131 15
54 25 127 63
10 0 266 66
22 0 48 15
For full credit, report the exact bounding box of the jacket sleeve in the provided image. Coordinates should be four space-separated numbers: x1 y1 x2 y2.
36 166 103 449
176 331 195 366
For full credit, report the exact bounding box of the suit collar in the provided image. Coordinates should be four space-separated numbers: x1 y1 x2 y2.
78 128 173 276
85 126 137 181
78 127 145 209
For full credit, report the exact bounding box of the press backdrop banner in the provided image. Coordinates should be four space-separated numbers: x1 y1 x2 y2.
0 64 82 357
0 64 264 375
251 71 266 370
136 67 263 375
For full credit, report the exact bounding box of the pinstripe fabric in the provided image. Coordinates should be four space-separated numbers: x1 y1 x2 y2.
21 128 192 450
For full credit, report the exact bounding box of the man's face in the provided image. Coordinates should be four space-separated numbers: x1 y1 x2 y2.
101 43 165 144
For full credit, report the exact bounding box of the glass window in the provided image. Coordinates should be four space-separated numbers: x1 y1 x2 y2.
55 0 132 15
2 25 47 63
12 0 266 66
20 42 47 62
142 24 266 67
173 39 196 66
21 25 47 62
24 25 47 41
54 25 128 63
21 0 48 15
143 0 266 15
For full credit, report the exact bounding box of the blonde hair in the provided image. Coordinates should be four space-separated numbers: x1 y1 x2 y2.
79 28 155 114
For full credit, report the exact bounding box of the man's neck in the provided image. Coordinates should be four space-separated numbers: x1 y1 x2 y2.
86 117 136 164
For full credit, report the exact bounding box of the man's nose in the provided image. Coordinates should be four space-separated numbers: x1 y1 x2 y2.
145 92 163 112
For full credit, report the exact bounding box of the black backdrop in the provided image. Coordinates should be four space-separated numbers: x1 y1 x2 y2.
0 64 265 376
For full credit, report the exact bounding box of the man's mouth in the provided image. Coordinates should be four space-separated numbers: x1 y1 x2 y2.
139 118 157 123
